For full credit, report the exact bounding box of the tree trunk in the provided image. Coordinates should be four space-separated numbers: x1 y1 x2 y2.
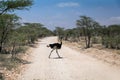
83 27 88 48
0 42 3 53
0 46 2 53
87 36 91 48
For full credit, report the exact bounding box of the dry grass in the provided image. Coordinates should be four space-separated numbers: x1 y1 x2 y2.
0 43 37 80
64 40 120 67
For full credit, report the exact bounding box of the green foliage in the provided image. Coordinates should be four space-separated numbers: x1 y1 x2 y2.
63 28 80 42
0 0 33 15
0 72 4 80
101 25 120 49
76 16 100 48
0 0 34 54
54 27 64 40
52 15 120 50
0 21 53 55
0 14 20 52
17 23 53 44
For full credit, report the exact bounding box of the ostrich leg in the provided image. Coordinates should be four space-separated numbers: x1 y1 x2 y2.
56 49 60 58
48 49 54 58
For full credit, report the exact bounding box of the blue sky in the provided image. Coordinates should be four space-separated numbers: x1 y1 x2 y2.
15 0 120 30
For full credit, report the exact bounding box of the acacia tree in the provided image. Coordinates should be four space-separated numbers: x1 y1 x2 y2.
0 14 20 52
101 25 120 49
63 29 72 41
54 27 64 40
0 0 33 52
17 23 53 44
7 30 26 58
76 16 100 48
23 23 44 43
0 0 33 15
63 28 80 42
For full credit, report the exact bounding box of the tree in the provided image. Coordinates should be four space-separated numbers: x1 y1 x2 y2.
8 30 26 58
54 27 64 40
101 25 120 49
17 23 53 44
63 29 72 41
63 28 80 42
0 0 33 53
0 14 20 52
0 0 33 15
76 16 100 48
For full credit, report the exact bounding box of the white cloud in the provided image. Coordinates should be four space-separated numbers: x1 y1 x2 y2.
57 2 80 8
101 16 120 25
108 16 120 24
110 17 120 21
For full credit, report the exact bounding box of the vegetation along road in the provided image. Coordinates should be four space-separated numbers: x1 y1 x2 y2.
18 37 120 80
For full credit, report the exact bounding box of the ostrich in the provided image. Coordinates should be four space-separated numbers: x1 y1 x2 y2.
47 37 62 58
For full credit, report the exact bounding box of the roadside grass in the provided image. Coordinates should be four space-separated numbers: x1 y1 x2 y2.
64 40 120 67
0 46 29 80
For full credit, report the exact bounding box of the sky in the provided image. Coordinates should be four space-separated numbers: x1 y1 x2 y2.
15 0 120 30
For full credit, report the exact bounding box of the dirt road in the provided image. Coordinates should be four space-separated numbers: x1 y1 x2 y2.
18 37 120 80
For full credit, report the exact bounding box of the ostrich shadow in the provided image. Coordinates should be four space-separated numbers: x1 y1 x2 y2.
50 57 63 59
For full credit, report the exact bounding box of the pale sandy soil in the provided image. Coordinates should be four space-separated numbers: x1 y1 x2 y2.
3 46 35 80
64 41 120 67
17 37 120 80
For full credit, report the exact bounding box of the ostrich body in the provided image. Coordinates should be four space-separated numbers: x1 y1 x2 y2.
47 39 62 58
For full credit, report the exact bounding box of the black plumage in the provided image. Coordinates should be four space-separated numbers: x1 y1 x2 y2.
48 42 62 49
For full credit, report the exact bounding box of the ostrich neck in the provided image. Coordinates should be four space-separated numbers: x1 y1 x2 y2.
60 41 62 45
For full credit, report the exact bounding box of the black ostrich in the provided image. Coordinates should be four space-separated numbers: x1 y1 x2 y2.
47 37 62 58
